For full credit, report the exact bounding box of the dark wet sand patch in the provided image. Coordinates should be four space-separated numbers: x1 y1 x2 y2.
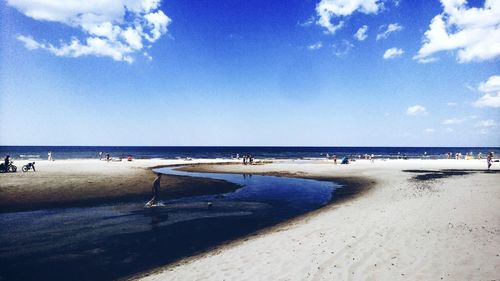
403 169 499 181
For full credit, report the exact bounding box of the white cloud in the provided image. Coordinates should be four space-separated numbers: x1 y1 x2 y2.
442 118 464 125
376 23 402 40
473 75 500 108
383 47 404 59
475 119 496 128
308 41 323 50
332 39 354 57
414 0 500 63
354 25 368 41
478 75 500 92
8 0 171 63
406 105 427 116
315 0 383 34
17 35 43 50
424 128 436 134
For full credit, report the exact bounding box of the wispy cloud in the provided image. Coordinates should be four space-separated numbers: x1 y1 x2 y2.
308 41 323 50
475 119 496 128
315 0 383 34
442 118 464 125
383 47 404 59
332 40 354 57
376 23 402 40
447 102 458 106
406 105 427 116
354 25 368 41
10 0 171 63
414 0 500 63
475 119 497 135
424 128 435 134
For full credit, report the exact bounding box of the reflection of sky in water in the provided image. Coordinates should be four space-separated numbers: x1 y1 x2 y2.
155 167 338 211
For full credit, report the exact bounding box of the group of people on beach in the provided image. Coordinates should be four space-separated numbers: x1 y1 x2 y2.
242 155 254 165
446 152 485 160
232 154 254 165
98 152 134 162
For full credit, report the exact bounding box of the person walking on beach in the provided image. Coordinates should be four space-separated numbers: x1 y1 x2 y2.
48 151 53 161
487 152 493 170
147 173 162 206
333 154 337 165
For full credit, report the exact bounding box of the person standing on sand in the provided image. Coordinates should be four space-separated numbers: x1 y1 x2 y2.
487 152 493 170
147 173 162 206
48 151 53 161
4 155 10 169
333 154 337 165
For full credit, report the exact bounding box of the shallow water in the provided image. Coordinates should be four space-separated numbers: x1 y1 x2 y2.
0 167 339 281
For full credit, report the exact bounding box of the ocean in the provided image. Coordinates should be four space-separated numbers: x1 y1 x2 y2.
1 146 499 160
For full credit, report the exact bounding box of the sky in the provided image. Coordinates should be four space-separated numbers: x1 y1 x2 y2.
0 0 499 146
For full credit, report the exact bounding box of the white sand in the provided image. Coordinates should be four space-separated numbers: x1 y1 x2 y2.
138 159 500 281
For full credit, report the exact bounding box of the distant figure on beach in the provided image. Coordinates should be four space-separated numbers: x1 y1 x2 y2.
249 155 254 165
447 152 451 159
370 154 375 163
48 151 53 161
127 155 133 161
243 155 247 165
106 153 110 162
487 152 493 170
99 152 103 160
333 154 337 165
4 155 10 168
147 173 162 206
477 152 482 160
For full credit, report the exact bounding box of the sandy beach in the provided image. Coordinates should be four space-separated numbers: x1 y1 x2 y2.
1 158 499 280
137 159 500 281
0 158 240 212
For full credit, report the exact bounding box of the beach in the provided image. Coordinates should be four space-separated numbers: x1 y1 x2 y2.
138 159 500 281
1 158 499 280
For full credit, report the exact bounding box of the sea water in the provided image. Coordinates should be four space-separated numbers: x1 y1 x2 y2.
1 145 498 160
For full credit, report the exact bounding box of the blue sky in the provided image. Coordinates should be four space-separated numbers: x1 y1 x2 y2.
0 0 499 146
